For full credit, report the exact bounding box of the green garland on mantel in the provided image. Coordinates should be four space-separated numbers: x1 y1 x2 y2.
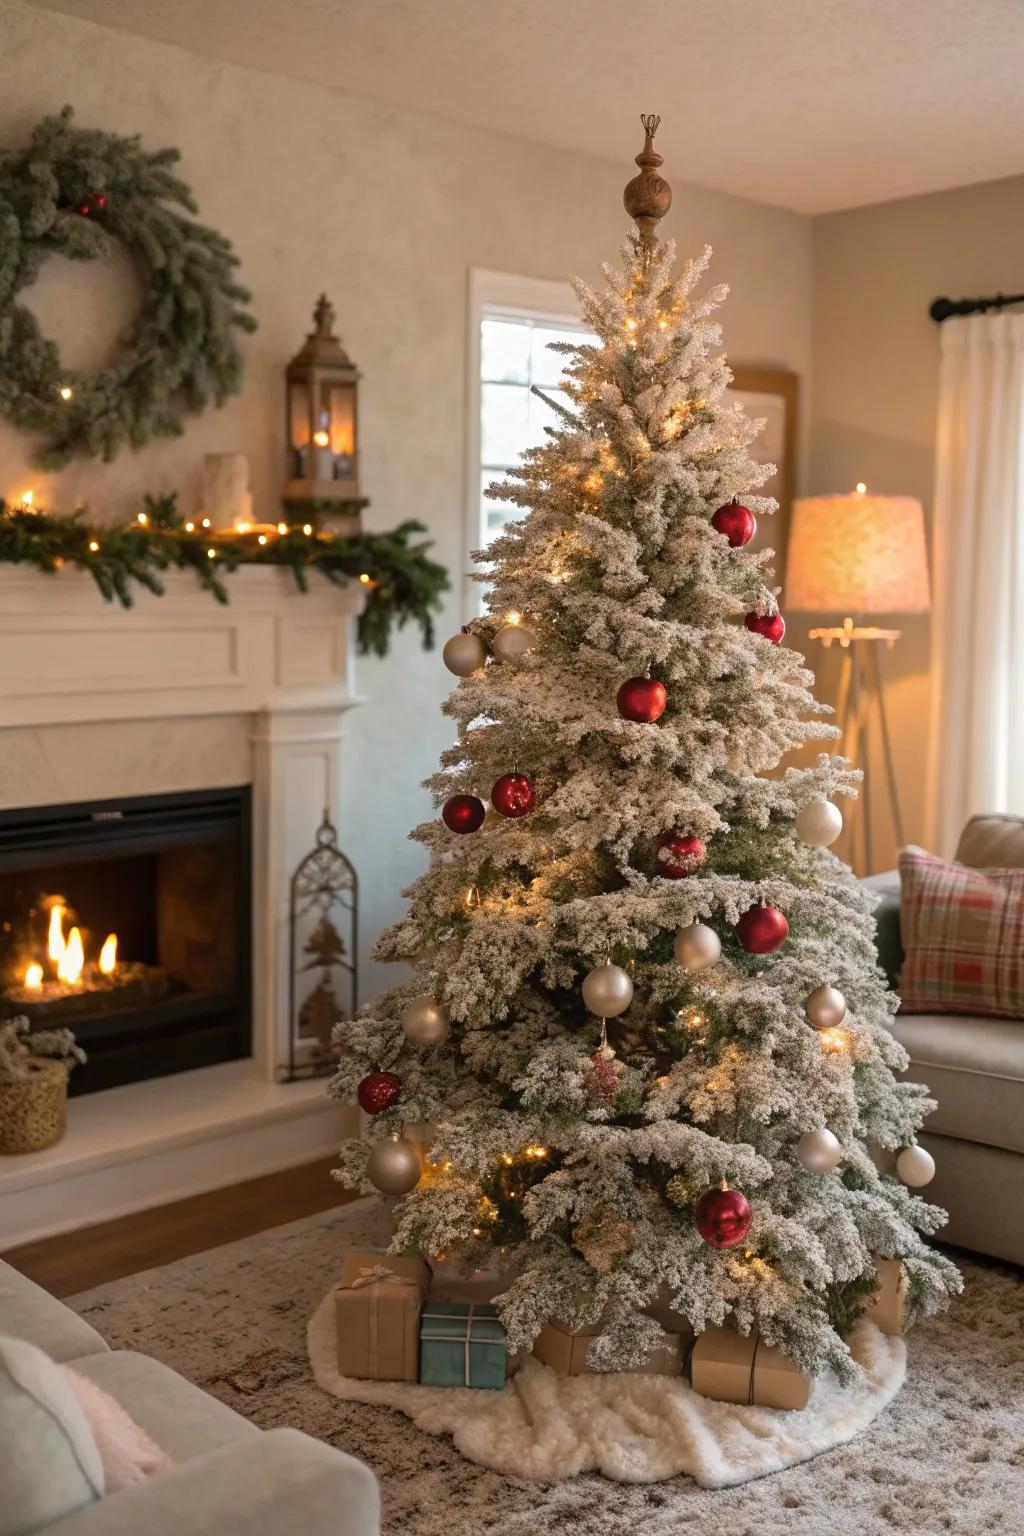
0 494 449 658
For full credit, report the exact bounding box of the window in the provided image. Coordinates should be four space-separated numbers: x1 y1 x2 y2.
465 271 596 612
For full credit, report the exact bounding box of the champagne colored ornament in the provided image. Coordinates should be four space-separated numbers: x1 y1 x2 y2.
492 621 538 663
442 629 486 676
368 1133 422 1195
491 772 535 818
736 904 789 954
694 1183 752 1248
744 610 785 644
442 794 485 834
582 962 634 1018
656 832 706 879
805 984 847 1030
795 800 844 848
796 1127 843 1173
674 922 721 970
896 1143 936 1188
402 996 450 1047
357 1070 402 1115
617 676 667 722
711 499 756 547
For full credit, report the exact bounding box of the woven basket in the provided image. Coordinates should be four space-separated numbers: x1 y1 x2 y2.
0 1057 69 1154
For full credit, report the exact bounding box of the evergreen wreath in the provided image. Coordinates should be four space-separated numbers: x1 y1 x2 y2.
0 106 256 469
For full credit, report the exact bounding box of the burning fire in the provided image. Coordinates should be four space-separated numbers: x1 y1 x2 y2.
98 934 117 974
27 903 118 989
57 926 85 984
24 961 43 990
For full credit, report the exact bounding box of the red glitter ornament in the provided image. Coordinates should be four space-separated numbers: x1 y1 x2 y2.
357 1071 402 1115
656 832 706 879
737 904 790 954
491 772 535 818
694 1184 753 1248
745 610 786 644
617 676 668 723
711 499 756 548
442 794 486 834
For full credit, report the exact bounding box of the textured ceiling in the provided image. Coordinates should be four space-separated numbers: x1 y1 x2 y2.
25 0 1024 213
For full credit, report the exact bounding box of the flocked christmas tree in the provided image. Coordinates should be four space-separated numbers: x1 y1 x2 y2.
331 116 960 1380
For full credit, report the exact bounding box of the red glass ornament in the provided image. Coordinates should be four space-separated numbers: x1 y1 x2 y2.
617 676 668 723
694 1184 753 1248
737 904 790 954
745 610 786 645
656 832 706 879
357 1071 402 1115
491 772 535 818
442 794 486 834
711 499 756 548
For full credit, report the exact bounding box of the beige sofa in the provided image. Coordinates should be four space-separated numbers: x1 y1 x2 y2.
866 814 1024 1267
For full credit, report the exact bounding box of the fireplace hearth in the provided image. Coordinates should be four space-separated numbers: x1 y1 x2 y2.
0 788 251 1095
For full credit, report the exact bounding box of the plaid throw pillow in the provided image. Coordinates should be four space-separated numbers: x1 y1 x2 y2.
898 845 1024 1017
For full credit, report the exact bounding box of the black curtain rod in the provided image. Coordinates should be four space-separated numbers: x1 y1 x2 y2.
930 292 1024 322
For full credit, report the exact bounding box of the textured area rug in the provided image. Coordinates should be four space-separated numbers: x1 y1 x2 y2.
70 1197 1024 1535
307 1281 905 1487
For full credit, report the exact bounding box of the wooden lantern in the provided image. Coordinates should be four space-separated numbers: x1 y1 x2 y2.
284 295 366 520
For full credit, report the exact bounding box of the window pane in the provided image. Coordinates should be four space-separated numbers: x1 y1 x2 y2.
481 319 530 383
530 325 581 387
480 471 524 544
482 382 531 465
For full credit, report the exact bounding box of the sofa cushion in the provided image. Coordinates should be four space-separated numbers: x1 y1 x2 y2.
891 1011 1024 1155
71 1350 259 1464
0 1261 109 1362
898 845 1024 1017
956 813 1024 870
0 1334 103 1536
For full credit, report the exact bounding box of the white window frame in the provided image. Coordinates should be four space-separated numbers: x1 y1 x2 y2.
464 268 589 618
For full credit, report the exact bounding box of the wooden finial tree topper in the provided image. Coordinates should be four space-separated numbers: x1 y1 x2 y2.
623 112 672 246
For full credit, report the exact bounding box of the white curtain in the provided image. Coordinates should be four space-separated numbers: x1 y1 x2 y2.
926 313 1024 855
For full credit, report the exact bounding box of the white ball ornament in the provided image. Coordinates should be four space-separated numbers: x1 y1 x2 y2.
795 800 844 848
805 984 847 1030
796 1128 843 1173
581 962 634 1018
491 621 538 664
402 996 450 1047
442 629 486 677
896 1144 936 1188
368 1134 423 1196
673 923 722 971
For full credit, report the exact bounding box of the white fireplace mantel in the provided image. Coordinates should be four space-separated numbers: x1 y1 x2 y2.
0 566 366 1244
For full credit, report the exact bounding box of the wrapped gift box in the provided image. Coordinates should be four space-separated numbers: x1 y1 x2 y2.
335 1249 430 1382
864 1257 908 1336
533 1318 686 1377
690 1325 812 1409
419 1301 507 1390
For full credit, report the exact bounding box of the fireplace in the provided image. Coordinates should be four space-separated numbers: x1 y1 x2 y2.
0 788 251 1096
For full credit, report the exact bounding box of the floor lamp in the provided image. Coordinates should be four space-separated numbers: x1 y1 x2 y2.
784 487 931 873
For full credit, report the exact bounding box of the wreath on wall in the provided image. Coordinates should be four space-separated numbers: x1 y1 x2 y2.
0 106 256 469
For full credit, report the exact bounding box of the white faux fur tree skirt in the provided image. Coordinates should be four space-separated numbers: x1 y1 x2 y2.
307 1288 905 1488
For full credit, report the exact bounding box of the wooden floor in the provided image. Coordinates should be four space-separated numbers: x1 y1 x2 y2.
2 1156 359 1297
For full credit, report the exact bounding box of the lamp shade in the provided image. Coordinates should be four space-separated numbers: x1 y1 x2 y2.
784 493 930 614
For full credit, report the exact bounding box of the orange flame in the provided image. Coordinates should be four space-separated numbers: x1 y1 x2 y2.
98 934 117 975
24 961 43 990
57 926 84 984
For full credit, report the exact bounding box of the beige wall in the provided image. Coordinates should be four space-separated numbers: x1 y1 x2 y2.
0 0 812 991
806 173 1024 872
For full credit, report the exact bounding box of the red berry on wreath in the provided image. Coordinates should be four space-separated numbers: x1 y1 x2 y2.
357 1071 402 1115
656 832 706 879
491 772 535 818
737 904 789 954
711 499 756 548
78 190 107 216
442 794 486 833
617 676 667 723
694 1184 753 1248
745 610 785 644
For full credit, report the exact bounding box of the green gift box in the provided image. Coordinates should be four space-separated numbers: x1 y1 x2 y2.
419 1301 507 1390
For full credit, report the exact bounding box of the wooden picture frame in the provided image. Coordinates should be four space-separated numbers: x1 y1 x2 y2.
727 367 799 579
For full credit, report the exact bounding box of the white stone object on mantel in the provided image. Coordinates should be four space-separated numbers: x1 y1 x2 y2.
201 450 253 527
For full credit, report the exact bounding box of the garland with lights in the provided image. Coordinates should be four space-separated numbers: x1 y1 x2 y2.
0 106 256 470
0 493 448 657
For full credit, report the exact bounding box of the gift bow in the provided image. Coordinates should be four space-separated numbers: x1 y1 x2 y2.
344 1263 415 1290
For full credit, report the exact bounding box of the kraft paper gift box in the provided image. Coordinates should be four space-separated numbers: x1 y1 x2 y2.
690 1325 812 1409
335 1249 430 1381
864 1257 908 1336
419 1301 508 1390
533 1318 686 1378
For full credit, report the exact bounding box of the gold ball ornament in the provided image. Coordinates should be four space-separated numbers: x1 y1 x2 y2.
491 621 538 664
673 922 721 971
368 1134 423 1196
896 1143 936 1188
805 985 847 1030
442 629 486 677
795 800 844 848
402 996 450 1047
581 962 634 1018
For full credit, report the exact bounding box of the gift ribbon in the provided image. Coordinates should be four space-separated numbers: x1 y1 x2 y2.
747 1333 762 1405
343 1264 413 1290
